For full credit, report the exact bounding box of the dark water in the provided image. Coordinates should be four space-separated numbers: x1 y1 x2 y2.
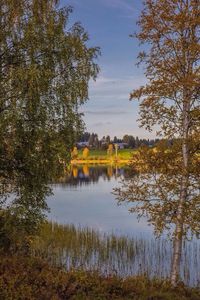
47 165 152 236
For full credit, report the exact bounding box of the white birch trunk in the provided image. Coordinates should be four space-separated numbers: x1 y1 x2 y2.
170 180 187 285
170 99 190 285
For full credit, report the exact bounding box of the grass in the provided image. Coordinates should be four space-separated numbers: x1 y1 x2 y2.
31 222 200 287
72 149 136 163
1 255 200 299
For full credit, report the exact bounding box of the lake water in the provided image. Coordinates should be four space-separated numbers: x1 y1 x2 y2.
46 165 200 286
47 165 152 237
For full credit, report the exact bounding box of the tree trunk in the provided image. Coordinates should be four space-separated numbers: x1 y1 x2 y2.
170 181 186 285
171 224 183 285
170 98 190 285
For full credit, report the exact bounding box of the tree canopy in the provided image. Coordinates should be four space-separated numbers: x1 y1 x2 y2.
131 0 199 138
0 0 99 250
115 0 200 285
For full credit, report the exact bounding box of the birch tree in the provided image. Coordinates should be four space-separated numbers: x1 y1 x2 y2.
115 0 200 285
0 0 99 249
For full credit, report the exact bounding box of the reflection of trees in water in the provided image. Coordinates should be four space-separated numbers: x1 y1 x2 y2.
58 165 132 187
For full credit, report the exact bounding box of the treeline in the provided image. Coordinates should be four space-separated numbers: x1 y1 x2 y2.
79 132 159 149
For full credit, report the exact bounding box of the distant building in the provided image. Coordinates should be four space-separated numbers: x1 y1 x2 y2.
77 141 89 149
114 143 128 149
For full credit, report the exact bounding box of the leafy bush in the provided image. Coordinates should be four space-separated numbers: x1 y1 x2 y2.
0 210 40 255
0 255 200 300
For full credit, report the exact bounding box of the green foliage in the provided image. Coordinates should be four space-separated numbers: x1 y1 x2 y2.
0 0 99 242
0 209 39 254
0 255 200 299
0 0 99 170
76 149 134 161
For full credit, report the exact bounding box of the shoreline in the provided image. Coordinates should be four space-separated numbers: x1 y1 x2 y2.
71 159 131 165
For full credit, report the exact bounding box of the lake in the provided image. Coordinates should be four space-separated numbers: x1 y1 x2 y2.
45 165 200 286
47 164 152 237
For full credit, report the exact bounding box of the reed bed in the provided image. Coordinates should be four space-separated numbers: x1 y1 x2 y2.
31 222 200 287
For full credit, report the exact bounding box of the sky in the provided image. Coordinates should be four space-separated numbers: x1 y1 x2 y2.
62 0 153 139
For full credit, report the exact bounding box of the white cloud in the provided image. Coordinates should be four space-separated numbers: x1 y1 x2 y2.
89 75 146 100
80 74 157 139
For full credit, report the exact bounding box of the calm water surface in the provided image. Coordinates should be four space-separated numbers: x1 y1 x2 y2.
47 165 151 237
46 165 200 286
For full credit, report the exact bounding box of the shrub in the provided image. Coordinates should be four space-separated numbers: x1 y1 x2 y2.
0 255 200 300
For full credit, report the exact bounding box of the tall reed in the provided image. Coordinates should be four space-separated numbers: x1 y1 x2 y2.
31 222 200 286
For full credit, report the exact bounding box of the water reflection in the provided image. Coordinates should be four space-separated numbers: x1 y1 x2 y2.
46 163 200 286
47 164 150 236
58 164 131 187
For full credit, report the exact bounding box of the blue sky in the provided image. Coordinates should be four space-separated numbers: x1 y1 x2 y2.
62 0 153 139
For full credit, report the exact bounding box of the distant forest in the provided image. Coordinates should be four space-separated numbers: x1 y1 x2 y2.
78 132 159 149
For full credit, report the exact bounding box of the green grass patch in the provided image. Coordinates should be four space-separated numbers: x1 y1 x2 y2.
76 149 136 160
